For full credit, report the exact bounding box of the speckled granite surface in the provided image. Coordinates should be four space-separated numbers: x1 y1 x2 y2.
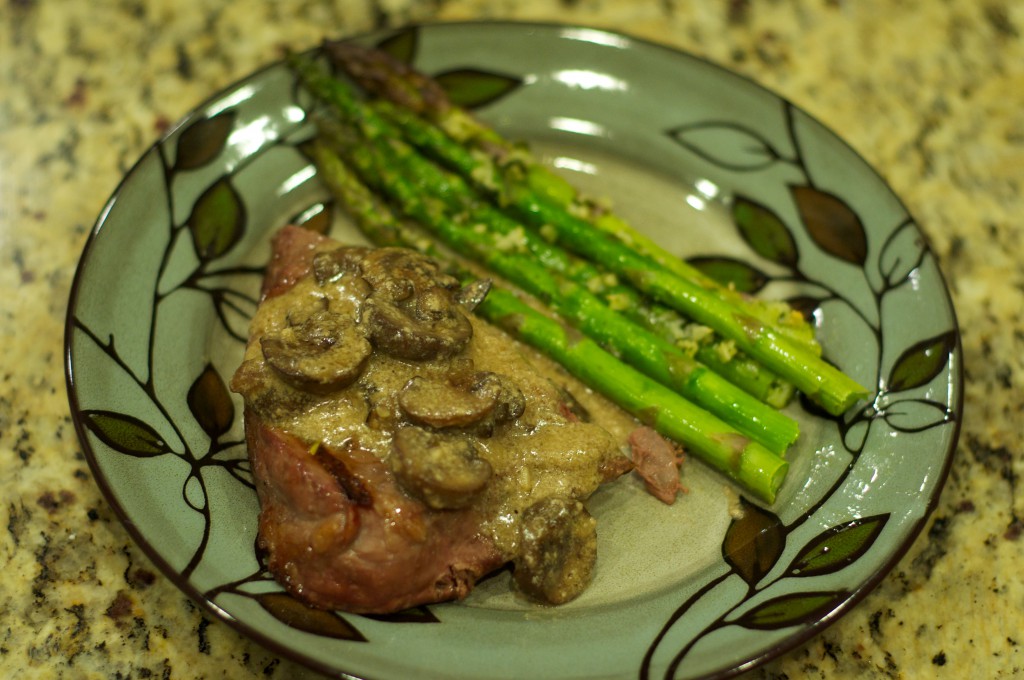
1 0 1021 678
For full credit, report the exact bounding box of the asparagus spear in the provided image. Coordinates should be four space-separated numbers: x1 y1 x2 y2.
325 40 818 352
359 118 864 415
292 55 796 405
596 282 795 408
305 49 864 413
293 53 866 415
533 205 867 415
313 120 799 454
364 112 798 406
306 138 789 503
481 288 788 504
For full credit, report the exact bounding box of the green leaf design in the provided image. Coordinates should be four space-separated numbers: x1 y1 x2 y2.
187 363 235 440
722 497 786 586
82 410 171 457
733 590 848 630
434 68 523 109
686 256 768 294
376 27 418 64
791 185 867 266
257 592 367 641
188 177 245 262
732 195 799 268
173 112 237 171
888 331 957 392
788 514 889 577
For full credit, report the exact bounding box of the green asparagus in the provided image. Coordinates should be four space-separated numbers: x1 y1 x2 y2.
293 56 799 407
313 120 800 454
306 138 789 503
302 50 867 415
325 40 819 352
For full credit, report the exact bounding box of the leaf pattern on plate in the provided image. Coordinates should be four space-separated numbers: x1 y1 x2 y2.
887 331 957 392
257 592 368 642
732 590 848 631
188 177 246 262
732 195 799 268
666 122 782 171
787 514 889 577
791 185 868 266
187 363 235 440
722 498 786 587
70 59 313 590
880 397 957 433
174 112 237 171
433 68 523 109
644 91 957 678
82 410 171 457
877 218 928 288
686 256 768 294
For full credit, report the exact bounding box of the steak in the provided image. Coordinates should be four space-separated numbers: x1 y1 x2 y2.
231 226 635 612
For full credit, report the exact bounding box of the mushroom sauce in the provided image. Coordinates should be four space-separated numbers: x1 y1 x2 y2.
232 241 637 604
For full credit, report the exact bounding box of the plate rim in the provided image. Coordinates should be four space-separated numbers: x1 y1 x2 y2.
63 19 963 680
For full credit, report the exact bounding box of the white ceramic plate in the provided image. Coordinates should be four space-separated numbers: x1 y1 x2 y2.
66 22 961 680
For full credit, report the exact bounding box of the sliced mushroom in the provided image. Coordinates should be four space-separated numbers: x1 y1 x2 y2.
312 246 371 285
397 371 526 435
362 297 471 360
260 309 371 394
360 248 461 293
229 357 318 421
398 376 497 429
390 426 492 510
466 372 526 425
513 497 597 605
359 248 473 360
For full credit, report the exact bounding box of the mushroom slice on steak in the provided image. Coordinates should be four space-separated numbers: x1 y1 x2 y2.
466 372 526 426
398 371 525 434
312 246 372 285
260 309 371 393
390 426 493 510
398 376 497 430
513 497 598 605
360 248 472 360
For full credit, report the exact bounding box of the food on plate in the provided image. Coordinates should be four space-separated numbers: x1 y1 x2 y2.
305 137 790 504
284 43 865 502
311 41 867 417
231 226 640 612
228 42 871 614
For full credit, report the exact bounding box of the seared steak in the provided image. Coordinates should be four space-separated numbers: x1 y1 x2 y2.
231 226 635 613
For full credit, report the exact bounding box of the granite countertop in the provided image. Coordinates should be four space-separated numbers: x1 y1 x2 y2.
2 0 1021 678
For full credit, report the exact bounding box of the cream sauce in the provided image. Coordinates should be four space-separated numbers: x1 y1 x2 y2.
235 253 637 561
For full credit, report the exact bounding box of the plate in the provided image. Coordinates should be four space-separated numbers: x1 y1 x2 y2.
65 22 962 680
